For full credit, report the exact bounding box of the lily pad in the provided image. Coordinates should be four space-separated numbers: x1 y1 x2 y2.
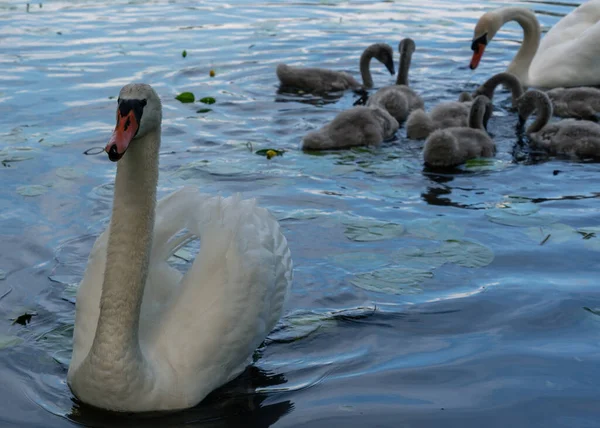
199 97 216 105
351 267 433 295
486 198 557 227
55 167 84 180
438 240 494 268
17 184 48 197
175 92 195 103
394 246 448 270
0 335 23 350
525 223 579 245
344 218 404 242
406 218 465 241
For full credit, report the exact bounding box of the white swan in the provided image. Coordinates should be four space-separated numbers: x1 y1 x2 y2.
66 83 294 412
518 89 600 159
469 2 600 88
302 106 399 150
276 43 395 94
366 38 424 124
423 95 495 168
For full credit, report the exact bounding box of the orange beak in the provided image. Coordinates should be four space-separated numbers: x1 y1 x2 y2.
105 110 139 162
470 43 485 70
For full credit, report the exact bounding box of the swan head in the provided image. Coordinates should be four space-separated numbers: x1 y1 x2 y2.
369 43 396 76
398 38 416 57
105 83 162 162
469 11 501 70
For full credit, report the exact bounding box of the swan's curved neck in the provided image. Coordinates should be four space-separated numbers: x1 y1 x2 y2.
88 130 160 373
500 7 540 83
396 49 413 86
468 97 489 130
359 48 375 88
476 72 524 108
523 91 552 133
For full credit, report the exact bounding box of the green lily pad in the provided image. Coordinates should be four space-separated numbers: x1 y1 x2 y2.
0 335 23 350
175 92 195 103
344 218 404 242
438 240 494 268
351 267 433 295
199 97 216 105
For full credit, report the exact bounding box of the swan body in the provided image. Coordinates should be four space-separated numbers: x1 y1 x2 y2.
470 2 600 88
302 106 399 150
518 89 600 159
67 83 293 412
546 86 600 120
406 93 472 140
366 38 424 124
423 95 495 167
276 43 395 94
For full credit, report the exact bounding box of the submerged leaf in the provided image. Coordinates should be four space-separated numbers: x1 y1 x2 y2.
406 218 465 241
351 267 433 295
344 219 404 242
0 270 5 280
0 335 23 350
175 92 195 103
438 240 494 268
17 184 48 197
486 197 556 227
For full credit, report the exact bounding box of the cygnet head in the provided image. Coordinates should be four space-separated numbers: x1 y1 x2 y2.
105 83 162 162
516 89 553 133
458 92 473 102
370 43 396 76
399 38 416 57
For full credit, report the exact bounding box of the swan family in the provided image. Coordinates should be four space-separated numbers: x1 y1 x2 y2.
66 1 600 415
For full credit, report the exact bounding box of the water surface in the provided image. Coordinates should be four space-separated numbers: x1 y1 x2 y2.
1 0 599 427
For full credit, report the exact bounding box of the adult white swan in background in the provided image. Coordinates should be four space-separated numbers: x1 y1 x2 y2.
67 83 294 412
276 43 395 94
469 2 600 88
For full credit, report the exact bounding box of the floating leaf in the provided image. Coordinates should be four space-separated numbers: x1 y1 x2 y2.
486 199 556 227
196 108 212 114
394 246 448 270
344 219 404 242
55 167 84 180
351 267 433 295
182 49 187 58
438 240 494 268
0 335 23 350
584 307 600 316
209 69 215 77
525 223 578 245
17 184 48 197
256 148 284 158
0 270 5 280
199 96 216 105
406 218 465 241
175 92 195 103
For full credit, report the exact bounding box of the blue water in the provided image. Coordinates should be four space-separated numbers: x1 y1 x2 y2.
1 0 600 426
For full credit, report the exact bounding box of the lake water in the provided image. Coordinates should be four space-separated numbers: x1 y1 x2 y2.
1 0 600 426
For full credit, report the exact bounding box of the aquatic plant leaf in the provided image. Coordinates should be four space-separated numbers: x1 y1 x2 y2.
579 227 600 252
584 307 600 316
0 335 23 350
175 92 195 103
256 148 284 159
351 267 433 295
439 240 494 268
196 108 211 113
55 167 84 180
0 270 5 280
329 251 389 272
406 218 465 241
486 199 557 227
344 219 404 242
525 223 578 245
199 97 216 105
182 49 187 58
17 184 48 197
394 246 448 270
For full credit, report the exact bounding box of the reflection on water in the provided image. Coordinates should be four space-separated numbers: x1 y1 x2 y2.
1 0 600 427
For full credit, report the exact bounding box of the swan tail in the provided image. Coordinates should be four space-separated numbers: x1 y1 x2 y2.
423 129 462 167
406 109 435 139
